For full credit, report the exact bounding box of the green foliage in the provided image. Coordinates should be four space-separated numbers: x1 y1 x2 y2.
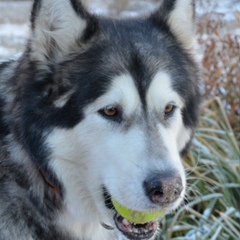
157 98 240 240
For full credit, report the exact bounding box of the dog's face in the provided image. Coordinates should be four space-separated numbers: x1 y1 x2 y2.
22 0 200 239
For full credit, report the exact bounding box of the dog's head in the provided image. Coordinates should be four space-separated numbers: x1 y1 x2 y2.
22 0 200 239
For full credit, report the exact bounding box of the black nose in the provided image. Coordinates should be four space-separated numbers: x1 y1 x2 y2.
144 173 183 205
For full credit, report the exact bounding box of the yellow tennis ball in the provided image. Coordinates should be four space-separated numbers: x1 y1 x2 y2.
112 198 165 224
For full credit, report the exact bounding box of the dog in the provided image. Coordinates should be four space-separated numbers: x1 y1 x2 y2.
0 0 200 239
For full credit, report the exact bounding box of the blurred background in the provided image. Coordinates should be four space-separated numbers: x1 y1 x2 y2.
0 1 239 239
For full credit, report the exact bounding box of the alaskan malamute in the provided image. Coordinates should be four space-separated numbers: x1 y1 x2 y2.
0 0 200 239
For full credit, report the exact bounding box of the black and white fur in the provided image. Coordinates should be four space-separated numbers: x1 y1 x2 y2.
0 0 200 239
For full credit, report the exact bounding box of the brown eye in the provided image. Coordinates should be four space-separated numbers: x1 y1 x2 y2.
164 104 175 114
102 107 118 117
99 106 122 122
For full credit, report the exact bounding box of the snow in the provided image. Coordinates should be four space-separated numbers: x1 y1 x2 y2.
0 23 29 37
196 0 240 14
0 23 28 60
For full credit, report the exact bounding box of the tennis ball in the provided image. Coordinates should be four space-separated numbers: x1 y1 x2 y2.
112 198 165 224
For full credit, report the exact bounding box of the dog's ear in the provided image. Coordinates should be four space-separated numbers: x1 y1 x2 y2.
153 0 195 49
30 0 97 67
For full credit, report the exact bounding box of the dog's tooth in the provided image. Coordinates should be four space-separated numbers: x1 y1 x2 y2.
148 223 154 231
148 221 157 231
143 228 149 233
122 218 130 226
132 227 139 233
132 226 143 234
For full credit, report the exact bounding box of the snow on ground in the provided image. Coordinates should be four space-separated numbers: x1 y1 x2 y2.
0 0 239 61
0 23 29 58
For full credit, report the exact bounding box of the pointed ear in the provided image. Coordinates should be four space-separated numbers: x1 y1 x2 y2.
154 0 195 49
30 0 97 68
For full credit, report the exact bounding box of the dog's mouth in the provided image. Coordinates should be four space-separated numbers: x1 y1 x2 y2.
114 213 158 240
103 188 158 240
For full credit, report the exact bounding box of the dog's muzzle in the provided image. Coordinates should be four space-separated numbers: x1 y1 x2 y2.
101 170 184 240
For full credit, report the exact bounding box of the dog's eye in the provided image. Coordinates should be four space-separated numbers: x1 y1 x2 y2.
99 106 122 121
164 104 176 115
103 107 118 117
99 106 122 122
